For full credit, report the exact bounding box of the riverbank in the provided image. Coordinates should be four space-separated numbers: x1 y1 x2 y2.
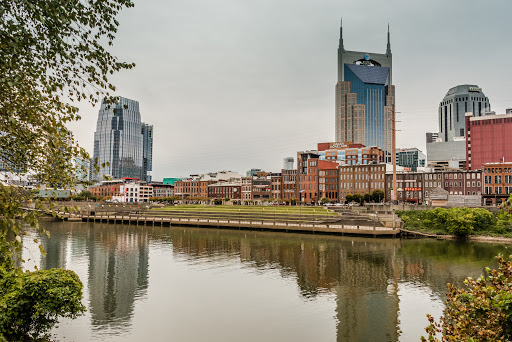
401 228 512 244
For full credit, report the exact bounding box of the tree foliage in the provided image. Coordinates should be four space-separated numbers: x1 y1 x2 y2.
398 207 509 237
0 268 86 341
1 0 134 339
422 255 512 341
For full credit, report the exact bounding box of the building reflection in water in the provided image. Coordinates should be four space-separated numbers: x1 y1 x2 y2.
169 228 500 342
40 223 150 333
37 223 504 342
87 225 149 331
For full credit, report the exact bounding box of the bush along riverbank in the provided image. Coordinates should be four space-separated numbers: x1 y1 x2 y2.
397 205 512 238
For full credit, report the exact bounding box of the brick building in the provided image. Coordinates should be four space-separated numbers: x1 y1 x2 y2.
385 172 424 203
339 164 386 202
441 170 482 196
251 172 271 202
149 182 174 197
318 160 339 202
88 179 125 198
297 151 320 204
281 169 297 200
208 182 242 200
270 172 282 200
483 162 512 205
174 179 214 199
466 112 512 170
317 142 383 165
384 170 482 204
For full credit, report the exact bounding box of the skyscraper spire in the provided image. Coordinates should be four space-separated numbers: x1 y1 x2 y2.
339 18 344 51
386 23 391 55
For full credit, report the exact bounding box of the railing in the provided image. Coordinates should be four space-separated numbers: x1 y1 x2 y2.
61 212 398 234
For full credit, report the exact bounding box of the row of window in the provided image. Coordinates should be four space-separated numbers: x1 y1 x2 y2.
341 173 384 180
485 168 512 174
484 186 512 195
341 182 384 190
484 175 512 184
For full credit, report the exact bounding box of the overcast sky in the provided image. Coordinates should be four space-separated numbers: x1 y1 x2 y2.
68 0 512 180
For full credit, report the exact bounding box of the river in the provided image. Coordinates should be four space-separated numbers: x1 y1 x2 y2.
22 221 509 342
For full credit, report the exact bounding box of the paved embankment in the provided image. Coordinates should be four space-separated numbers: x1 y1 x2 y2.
61 213 400 237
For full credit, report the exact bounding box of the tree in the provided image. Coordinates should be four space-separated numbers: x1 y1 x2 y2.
352 193 363 204
1 0 134 339
320 197 329 204
422 255 512 342
371 190 384 203
345 194 353 203
363 193 371 203
0 268 86 341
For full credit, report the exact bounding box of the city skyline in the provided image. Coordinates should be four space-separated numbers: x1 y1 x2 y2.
66 0 512 180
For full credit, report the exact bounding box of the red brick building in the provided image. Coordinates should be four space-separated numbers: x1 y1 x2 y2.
339 164 386 202
208 182 242 200
466 112 512 170
89 180 124 198
482 162 512 205
318 160 339 202
174 179 214 199
297 151 319 204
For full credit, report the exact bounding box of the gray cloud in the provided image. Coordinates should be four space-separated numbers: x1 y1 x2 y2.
69 0 512 180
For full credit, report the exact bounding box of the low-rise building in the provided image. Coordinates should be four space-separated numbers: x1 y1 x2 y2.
385 172 424 204
241 177 252 201
281 169 297 200
482 162 512 205
88 179 125 198
339 163 386 202
208 182 242 200
297 150 320 204
174 171 243 199
318 160 339 203
113 182 153 203
270 172 282 200
384 169 482 205
251 172 271 202
150 182 174 197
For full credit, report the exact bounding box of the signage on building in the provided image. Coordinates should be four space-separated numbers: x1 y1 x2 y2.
329 142 348 149
405 187 422 191
468 87 482 92
353 54 381 67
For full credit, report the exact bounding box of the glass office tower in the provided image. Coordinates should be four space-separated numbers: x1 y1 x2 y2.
92 97 153 182
142 123 153 182
335 20 394 162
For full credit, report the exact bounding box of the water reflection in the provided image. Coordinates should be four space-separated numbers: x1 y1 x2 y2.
38 223 149 334
86 226 149 331
29 222 509 342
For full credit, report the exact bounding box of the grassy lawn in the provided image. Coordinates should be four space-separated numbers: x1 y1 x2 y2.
153 204 338 216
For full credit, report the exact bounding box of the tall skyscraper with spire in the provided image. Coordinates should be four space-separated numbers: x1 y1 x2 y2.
335 20 395 162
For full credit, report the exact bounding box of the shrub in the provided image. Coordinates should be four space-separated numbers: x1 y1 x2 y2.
422 255 512 341
0 268 86 340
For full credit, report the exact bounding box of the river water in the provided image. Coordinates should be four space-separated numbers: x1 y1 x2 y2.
22 221 509 342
